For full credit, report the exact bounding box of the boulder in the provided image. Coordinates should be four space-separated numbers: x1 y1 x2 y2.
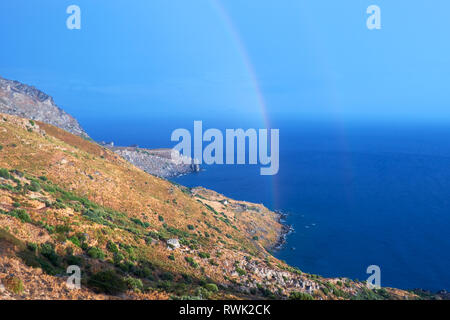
167 238 180 250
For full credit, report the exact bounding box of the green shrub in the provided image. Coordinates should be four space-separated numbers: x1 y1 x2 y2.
131 218 149 228
209 259 218 266
29 120 35 126
204 283 219 293
0 168 10 179
289 291 314 300
88 270 127 295
40 243 60 266
28 181 41 192
27 242 38 253
65 255 82 266
55 225 71 234
113 252 125 265
106 241 119 253
235 267 246 276
87 247 105 260
185 256 199 268
160 272 174 281
68 236 81 247
187 224 195 230
13 202 21 208
9 209 31 223
168 254 175 261
195 287 212 299
4 276 24 294
158 215 164 222
125 277 144 292
198 252 210 259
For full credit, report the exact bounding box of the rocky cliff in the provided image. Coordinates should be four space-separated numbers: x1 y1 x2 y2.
101 145 200 178
0 76 198 178
0 76 88 137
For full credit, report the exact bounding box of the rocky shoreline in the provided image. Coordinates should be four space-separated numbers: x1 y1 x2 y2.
99 143 200 178
272 210 294 251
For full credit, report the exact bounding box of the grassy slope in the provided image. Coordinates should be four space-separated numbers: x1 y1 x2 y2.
0 113 419 300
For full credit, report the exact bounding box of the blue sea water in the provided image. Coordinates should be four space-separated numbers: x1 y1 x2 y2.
84 116 450 291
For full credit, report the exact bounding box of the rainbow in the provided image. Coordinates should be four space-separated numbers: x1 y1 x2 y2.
210 0 272 130
210 0 280 208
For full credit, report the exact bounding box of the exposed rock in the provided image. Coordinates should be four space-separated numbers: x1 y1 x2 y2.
0 76 88 137
167 238 181 250
106 146 200 178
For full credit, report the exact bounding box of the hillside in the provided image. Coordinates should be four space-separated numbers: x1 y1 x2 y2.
0 113 420 300
0 76 198 178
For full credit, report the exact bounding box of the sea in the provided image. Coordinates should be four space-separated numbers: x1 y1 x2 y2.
82 115 450 292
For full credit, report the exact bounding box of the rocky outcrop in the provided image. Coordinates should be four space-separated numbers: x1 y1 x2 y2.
0 76 88 137
104 145 200 178
0 76 199 178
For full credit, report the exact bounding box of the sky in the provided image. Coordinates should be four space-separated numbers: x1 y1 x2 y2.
1 0 450 130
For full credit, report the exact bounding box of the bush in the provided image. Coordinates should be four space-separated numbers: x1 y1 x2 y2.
68 236 81 247
185 256 199 268
65 255 82 266
160 272 174 281
55 225 71 234
87 247 105 260
195 287 211 299
289 291 314 300
40 243 60 266
187 224 195 230
198 252 210 259
235 267 246 276
113 252 125 264
0 168 10 179
204 283 219 293
125 277 144 292
9 209 32 223
27 242 38 253
158 215 164 222
106 241 119 253
4 276 24 294
28 181 41 192
88 270 127 295
131 218 149 228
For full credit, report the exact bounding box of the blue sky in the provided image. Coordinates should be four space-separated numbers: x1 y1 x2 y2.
1 0 450 128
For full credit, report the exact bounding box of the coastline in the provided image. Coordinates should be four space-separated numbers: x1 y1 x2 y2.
271 210 294 251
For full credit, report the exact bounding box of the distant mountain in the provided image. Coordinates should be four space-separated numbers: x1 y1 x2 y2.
0 76 88 137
